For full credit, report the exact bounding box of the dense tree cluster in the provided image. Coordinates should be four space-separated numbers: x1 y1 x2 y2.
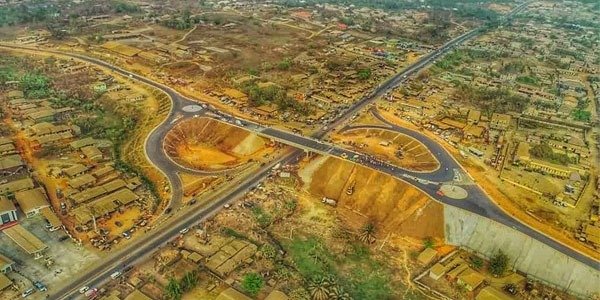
529 144 575 165
453 84 530 115
242 83 312 115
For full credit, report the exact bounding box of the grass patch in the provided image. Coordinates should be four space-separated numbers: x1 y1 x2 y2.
286 236 394 299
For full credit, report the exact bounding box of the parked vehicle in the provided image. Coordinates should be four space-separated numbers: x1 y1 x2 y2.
21 288 35 298
33 281 47 292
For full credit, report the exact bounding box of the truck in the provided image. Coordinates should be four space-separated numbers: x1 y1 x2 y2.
321 197 337 206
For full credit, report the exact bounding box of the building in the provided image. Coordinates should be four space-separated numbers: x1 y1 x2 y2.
0 254 14 273
512 142 531 163
7 90 24 100
81 146 103 161
0 154 25 175
490 113 511 130
265 290 289 300
14 188 50 218
475 286 514 300
124 290 153 300
0 196 18 226
467 109 481 125
526 159 572 179
0 178 35 194
429 263 447 280
457 268 486 291
63 164 89 178
0 273 12 291
216 287 252 300
417 247 438 265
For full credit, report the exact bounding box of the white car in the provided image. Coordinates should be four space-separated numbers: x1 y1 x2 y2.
110 271 122 280
79 286 89 294
179 228 189 234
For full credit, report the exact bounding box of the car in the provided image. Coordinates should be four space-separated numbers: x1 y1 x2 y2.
223 203 231 209
79 286 90 294
21 288 35 298
189 199 197 205
110 271 122 280
165 207 172 214
179 228 189 234
122 231 131 239
84 288 98 298
33 281 47 292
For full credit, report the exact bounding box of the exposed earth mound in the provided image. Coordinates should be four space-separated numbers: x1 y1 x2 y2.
299 156 444 239
332 127 439 172
164 117 272 171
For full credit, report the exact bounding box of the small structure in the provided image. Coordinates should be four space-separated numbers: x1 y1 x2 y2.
490 113 511 130
216 287 252 300
63 164 89 178
0 178 35 194
265 290 289 300
467 109 481 125
0 253 15 273
81 146 103 161
475 286 515 300
429 263 447 280
41 207 62 231
0 196 18 226
0 273 12 291
417 247 438 265
68 174 97 190
0 154 25 175
124 290 153 300
457 268 486 291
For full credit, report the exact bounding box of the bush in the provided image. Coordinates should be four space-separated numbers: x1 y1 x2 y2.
489 251 509 276
241 273 264 296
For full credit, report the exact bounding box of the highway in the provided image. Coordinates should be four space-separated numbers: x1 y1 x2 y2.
4 2 597 299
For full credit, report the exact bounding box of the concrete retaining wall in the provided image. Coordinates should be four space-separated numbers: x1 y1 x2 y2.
444 205 600 298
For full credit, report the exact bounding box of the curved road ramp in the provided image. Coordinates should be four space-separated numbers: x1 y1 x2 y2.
444 206 600 297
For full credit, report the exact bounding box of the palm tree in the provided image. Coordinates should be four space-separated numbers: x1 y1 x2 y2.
164 277 182 300
308 277 331 300
358 222 376 244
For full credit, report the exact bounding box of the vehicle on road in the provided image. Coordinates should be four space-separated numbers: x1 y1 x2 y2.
179 228 189 234
84 288 98 298
110 271 122 280
79 286 89 294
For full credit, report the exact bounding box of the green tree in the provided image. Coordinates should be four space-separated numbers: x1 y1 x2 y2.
164 277 183 300
423 237 434 249
357 68 372 80
471 256 483 270
489 251 509 276
241 273 264 296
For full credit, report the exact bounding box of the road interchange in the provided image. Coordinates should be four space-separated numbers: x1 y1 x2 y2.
3 2 598 299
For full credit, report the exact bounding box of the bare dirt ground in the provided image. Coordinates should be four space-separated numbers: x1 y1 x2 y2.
331 127 439 172
163 118 274 171
299 156 444 239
